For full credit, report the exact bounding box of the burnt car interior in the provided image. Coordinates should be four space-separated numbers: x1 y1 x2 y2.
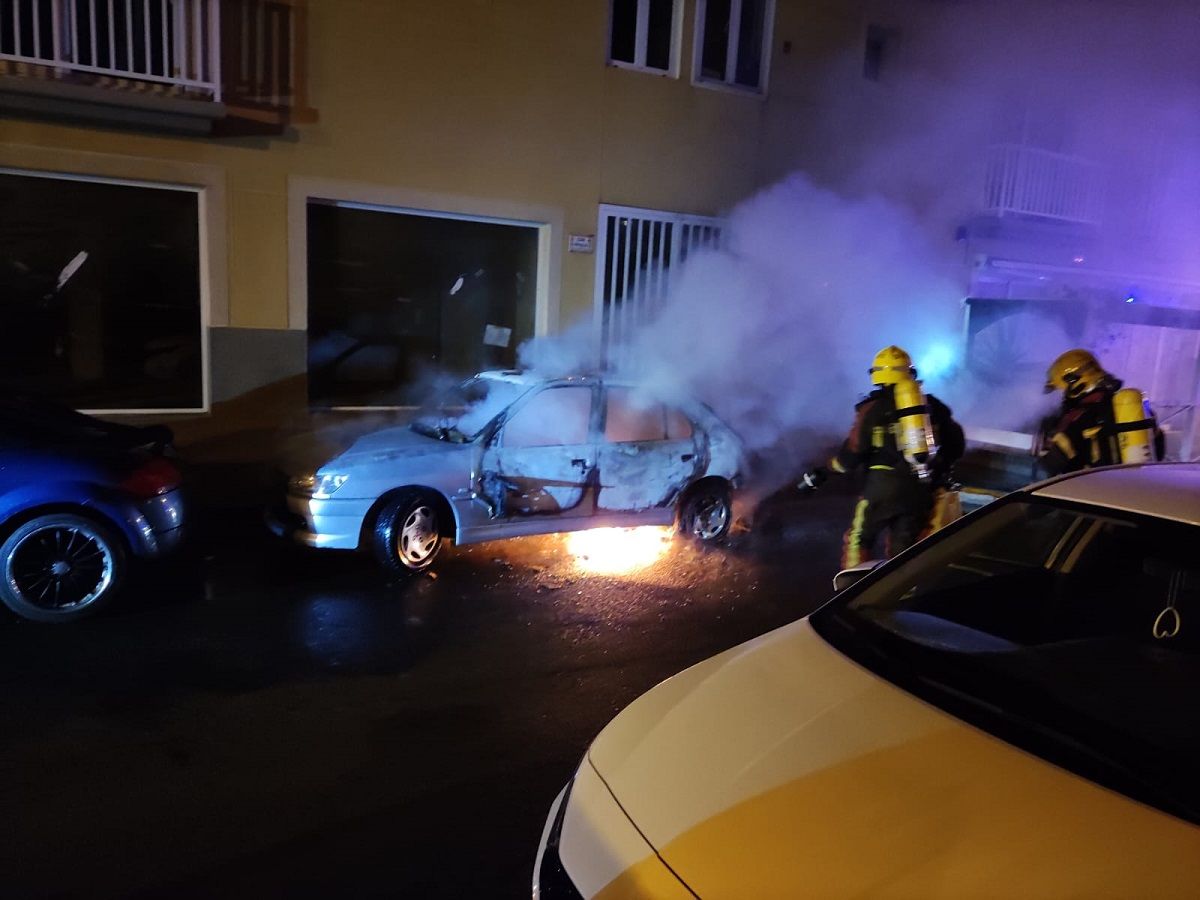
476 383 705 519
481 385 597 517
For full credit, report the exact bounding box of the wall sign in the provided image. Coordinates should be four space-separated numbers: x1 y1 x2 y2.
568 234 596 254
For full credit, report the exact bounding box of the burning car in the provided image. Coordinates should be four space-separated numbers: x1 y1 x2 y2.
271 371 744 574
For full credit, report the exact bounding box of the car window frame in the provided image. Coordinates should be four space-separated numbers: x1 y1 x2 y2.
493 383 599 450
665 405 695 441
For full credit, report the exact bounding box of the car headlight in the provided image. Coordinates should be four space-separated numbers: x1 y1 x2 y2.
312 473 349 499
288 473 316 495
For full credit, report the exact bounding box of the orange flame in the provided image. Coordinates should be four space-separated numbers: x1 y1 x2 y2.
565 526 673 575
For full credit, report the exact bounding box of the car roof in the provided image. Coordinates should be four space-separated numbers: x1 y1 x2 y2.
1028 463 1200 526
476 369 615 388
475 369 543 385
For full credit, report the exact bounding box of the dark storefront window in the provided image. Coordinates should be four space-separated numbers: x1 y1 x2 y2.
306 200 539 408
0 172 204 411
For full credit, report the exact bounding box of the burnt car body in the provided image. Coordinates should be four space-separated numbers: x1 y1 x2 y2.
272 371 744 573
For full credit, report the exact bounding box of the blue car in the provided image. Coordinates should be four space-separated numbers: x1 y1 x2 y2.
0 400 186 623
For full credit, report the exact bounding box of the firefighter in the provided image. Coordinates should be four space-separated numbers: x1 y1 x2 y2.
800 345 965 569
1038 348 1164 475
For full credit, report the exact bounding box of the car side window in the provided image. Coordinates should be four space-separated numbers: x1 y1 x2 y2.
850 503 1083 644
851 500 1200 649
503 387 592 448
605 389 667 443
666 407 694 441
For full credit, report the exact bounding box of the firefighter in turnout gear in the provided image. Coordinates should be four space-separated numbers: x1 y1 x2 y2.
801 346 965 569
1038 348 1165 475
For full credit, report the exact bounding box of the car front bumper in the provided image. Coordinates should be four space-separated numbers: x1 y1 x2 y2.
533 759 692 899
533 781 581 899
265 492 371 551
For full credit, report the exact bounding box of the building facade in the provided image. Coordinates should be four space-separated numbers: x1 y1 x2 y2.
1 0 801 428
5 0 1197 452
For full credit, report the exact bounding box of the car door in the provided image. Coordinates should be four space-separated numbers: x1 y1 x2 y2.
479 384 597 518
595 386 700 512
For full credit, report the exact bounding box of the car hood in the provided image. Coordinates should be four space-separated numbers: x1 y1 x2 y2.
337 425 460 463
588 619 1200 898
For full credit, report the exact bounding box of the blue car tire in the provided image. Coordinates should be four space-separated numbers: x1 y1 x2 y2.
0 512 126 623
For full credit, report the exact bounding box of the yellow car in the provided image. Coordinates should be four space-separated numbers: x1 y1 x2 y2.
534 463 1200 898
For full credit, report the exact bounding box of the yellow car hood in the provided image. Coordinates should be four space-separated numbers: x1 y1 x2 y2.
588 619 1200 899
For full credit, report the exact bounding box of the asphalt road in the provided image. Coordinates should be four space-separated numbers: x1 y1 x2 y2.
0 487 851 899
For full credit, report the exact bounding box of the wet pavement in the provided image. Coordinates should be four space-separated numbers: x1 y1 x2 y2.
0 486 852 899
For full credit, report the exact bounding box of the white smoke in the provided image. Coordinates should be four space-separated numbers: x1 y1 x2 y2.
628 174 962 446
519 173 964 481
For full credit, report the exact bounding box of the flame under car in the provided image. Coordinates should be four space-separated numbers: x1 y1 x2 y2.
271 371 744 574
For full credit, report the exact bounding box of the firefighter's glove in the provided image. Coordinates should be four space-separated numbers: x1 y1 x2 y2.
1032 414 1059 457
798 467 829 492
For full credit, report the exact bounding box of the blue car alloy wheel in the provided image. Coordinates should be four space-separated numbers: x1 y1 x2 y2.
0 513 125 623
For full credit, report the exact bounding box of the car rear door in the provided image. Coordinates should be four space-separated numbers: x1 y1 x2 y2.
595 386 700 512
480 384 598 517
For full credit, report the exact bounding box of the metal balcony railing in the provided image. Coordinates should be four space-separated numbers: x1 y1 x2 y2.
984 143 1105 226
0 0 221 99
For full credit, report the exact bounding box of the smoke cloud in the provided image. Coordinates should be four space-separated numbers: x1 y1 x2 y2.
522 0 1200 479
630 175 961 442
520 174 962 485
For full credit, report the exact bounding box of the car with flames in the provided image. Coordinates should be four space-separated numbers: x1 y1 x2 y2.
0 400 185 623
271 370 744 574
534 463 1200 898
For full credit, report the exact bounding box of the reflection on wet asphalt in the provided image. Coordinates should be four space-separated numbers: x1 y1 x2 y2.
0 487 852 899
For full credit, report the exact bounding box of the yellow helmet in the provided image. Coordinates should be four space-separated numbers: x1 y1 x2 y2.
870 345 916 385
1045 348 1107 399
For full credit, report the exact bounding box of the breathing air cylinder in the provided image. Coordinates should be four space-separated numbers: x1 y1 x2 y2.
1112 387 1155 464
893 379 938 481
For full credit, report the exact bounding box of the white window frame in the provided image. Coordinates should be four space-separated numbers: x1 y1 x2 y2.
0 166 211 415
692 0 776 95
607 0 684 77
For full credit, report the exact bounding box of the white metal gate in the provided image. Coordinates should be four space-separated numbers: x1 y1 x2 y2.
594 204 724 370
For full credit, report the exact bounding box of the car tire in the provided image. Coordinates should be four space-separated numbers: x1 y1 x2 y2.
372 490 444 575
678 481 733 543
0 512 126 623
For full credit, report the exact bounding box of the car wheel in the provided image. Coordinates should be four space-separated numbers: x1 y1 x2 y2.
372 490 444 575
678 481 733 543
0 513 125 623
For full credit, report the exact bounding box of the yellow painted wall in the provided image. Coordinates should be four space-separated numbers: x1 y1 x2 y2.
1 0 784 338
